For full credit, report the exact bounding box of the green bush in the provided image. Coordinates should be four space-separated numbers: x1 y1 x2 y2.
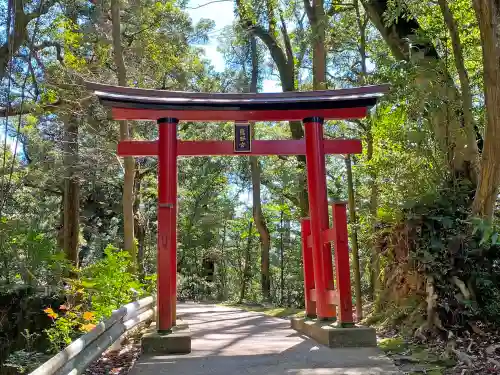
177 273 215 301
4 330 50 374
397 183 500 326
80 244 146 317
4 350 49 374
43 245 149 353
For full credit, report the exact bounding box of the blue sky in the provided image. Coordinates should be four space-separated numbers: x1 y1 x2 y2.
187 0 281 93
0 1 281 154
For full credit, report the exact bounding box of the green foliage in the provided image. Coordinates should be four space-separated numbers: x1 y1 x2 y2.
4 330 50 373
4 350 49 374
80 245 146 318
43 246 147 353
378 337 407 353
381 182 500 326
178 273 215 301
0 218 62 286
43 308 81 353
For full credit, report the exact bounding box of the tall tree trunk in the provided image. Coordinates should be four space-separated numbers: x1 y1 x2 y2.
354 0 368 84
247 35 272 301
304 0 327 89
133 171 146 279
438 0 479 182
367 129 380 298
362 0 479 182
355 0 379 300
239 220 253 303
111 0 136 265
283 216 291 306
345 155 362 320
471 0 500 218
219 219 228 300
62 115 79 267
279 209 284 305
251 150 271 301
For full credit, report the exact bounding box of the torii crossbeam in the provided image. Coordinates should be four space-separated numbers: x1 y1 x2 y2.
87 82 389 332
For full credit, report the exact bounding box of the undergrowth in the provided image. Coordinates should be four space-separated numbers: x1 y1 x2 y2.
4 245 153 373
371 181 500 335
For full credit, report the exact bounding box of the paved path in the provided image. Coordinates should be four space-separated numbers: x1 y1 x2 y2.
129 303 401 375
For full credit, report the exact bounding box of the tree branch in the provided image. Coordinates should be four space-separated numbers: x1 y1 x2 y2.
32 41 65 65
279 11 294 69
303 0 314 20
246 24 292 85
0 100 59 117
236 0 294 90
0 0 58 78
185 0 232 9
327 1 354 16
23 181 63 196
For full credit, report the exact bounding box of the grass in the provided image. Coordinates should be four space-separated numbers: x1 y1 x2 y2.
378 336 455 375
378 337 407 353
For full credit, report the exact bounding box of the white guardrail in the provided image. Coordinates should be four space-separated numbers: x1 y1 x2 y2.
30 296 156 375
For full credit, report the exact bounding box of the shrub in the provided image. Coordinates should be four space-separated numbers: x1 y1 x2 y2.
4 330 50 374
4 350 49 374
43 245 148 353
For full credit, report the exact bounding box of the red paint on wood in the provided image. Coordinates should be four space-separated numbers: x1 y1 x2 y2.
157 119 178 331
326 289 340 305
309 289 339 306
111 107 368 122
306 227 336 248
301 219 316 317
304 118 336 320
118 141 157 156
310 289 316 302
332 203 354 324
323 228 336 244
117 139 362 157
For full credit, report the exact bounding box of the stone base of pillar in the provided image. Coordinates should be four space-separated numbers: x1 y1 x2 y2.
291 317 377 348
141 321 191 354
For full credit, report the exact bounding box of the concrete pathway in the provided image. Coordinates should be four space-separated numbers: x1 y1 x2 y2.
129 303 401 375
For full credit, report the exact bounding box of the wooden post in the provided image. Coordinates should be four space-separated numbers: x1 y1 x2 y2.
300 218 316 317
304 117 336 320
332 202 354 326
157 117 178 331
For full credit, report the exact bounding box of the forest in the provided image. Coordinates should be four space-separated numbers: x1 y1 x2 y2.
1 0 500 373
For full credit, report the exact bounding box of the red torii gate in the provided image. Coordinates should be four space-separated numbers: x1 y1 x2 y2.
87 82 388 332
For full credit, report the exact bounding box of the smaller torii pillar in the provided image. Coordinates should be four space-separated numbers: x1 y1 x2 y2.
301 117 354 325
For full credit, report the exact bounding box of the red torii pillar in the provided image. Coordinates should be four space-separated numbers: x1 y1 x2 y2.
157 117 178 331
301 117 354 324
304 117 336 320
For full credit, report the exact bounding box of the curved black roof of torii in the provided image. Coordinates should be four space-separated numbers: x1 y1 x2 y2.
86 81 389 122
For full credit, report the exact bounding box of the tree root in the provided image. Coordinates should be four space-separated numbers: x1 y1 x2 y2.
452 276 471 300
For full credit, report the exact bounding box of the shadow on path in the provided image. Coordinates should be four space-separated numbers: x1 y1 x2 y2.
129 303 401 375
